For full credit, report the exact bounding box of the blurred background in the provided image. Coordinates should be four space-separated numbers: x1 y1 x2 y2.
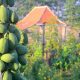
14 0 80 80
14 0 80 28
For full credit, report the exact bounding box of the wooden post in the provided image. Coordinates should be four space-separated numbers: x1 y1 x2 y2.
41 24 45 59
65 26 67 41
37 23 45 60
62 25 67 42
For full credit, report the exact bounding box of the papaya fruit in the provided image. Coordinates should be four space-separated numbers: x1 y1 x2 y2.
19 31 28 45
19 31 24 44
6 0 14 7
16 44 27 55
9 24 16 33
14 27 21 42
9 25 21 42
0 5 9 23
1 53 14 63
0 24 7 33
23 32 28 45
10 50 18 62
0 0 28 80
11 11 18 24
3 71 12 80
0 60 5 72
0 37 8 54
12 70 25 80
12 63 19 71
0 0 6 5
18 55 27 65
8 32 18 50
12 70 20 80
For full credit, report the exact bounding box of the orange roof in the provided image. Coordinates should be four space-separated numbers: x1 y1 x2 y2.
16 6 65 30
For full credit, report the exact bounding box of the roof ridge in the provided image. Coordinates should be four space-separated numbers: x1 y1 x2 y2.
36 6 47 24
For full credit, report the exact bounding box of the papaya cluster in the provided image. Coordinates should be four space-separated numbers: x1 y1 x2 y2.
0 0 28 80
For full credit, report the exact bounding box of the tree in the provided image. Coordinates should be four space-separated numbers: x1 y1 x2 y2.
15 0 65 19
0 0 28 80
65 0 80 28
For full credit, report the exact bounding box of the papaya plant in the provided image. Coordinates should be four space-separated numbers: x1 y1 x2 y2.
0 0 28 80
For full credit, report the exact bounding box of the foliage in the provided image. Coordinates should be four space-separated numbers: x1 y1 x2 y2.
15 0 65 18
65 0 80 27
14 0 80 79
22 30 80 80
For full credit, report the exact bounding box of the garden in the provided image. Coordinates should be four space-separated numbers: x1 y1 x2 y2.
0 0 80 80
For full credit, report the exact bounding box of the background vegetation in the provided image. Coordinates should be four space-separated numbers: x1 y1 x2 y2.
15 0 80 80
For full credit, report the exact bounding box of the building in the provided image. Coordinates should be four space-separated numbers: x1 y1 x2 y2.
16 6 80 42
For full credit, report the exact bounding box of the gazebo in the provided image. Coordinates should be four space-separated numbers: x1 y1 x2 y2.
16 6 66 29
16 6 66 40
16 6 66 56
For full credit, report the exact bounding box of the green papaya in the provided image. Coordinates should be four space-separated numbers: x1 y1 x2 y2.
7 8 12 22
16 44 27 55
3 71 12 80
0 0 28 80
9 24 16 33
12 70 20 80
19 31 24 44
20 31 28 45
0 37 8 54
11 11 18 24
10 50 18 62
0 24 7 33
14 27 21 42
18 55 27 65
12 63 19 71
12 70 25 80
6 0 14 7
0 60 5 72
9 25 21 42
0 54 1 59
23 32 28 45
1 53 14 63
8 32 18 50
0 5 9 23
